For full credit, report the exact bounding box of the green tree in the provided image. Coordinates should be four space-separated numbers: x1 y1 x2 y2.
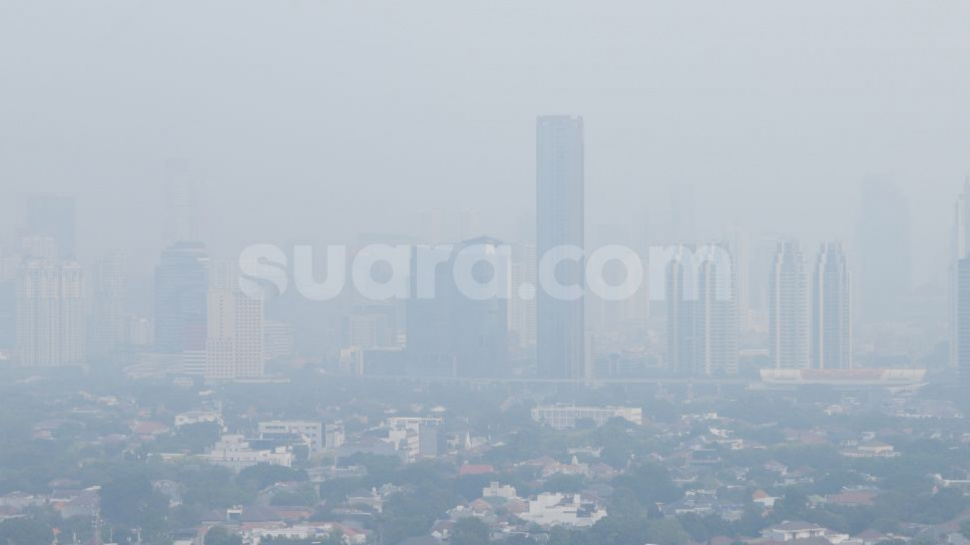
237 463 308 493
99 470 170 530
0 517 53 545
451 517 490 545
204 526 243 545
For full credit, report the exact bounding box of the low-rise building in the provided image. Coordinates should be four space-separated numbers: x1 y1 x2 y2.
531 405 642 430
204 434 294 471
258 420 324 453
518 493 606 528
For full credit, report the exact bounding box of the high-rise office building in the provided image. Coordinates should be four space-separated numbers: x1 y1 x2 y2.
668 182 696 244
0 248 18 354
536 115 585 380
958 256 970 389
728 229 751 330
509 244 537 350
812 243 852 370
406 238 509 378
264 320 295 362
951 181 970 370
769 241 810 369
90 252 127 364
25 195 75 260
163 159 200 245
15 259 85 367
665 245 739 376
858 179 911 321
205 288 264 380
344 312 393 350
154 242 208 355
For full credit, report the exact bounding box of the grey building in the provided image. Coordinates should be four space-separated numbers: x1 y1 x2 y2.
154 242 208 355
666 244 739 376
858 179 911 321
536 115 585 380
406 238 508 378
770 241 810 370
812 243 852 369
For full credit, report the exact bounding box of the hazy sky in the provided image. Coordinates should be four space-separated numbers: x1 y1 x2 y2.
1 0 969 285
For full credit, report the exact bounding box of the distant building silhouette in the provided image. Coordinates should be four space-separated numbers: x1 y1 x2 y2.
812 243 852 369
206 287 264 380
89 251 127 365
536 115 585 380
25 194 75 260
958 257 970 389
154 242 208 357
406 238 508 378
665 244 739 376
16 259 85 367
858 178 911 321
951 181 970 370
770 241 810 369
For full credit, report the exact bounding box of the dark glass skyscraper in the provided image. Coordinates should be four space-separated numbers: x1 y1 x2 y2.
154 242 208 354
536 116 585 380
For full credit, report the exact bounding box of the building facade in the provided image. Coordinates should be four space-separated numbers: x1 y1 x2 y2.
770 241 810 369
812 242 852 369
536 115 586 380
15 259 85 367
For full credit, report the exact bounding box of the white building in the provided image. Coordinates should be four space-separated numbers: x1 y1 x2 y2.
204 434 294 471
174 410 223 428
770 241 810 369
16 258 85 367
206 289 264 380
483 482 517 499
762 521 831 542
531 405 642 430
813 243 852 370
259 420 324 453
325 422 346 450
385 417 441 462
90 251 127 364
519 493 606 528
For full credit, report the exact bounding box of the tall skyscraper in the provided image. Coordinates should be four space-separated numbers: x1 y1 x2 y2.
205 288 264 380
406 238 509 378
769 241 810 370
154 242 208 356
668 182 696 244
812 243 852 370
728 229 751 330
0 248 18 354
89 252 127 365
536 115 585 380
25 195 75 260
951 181 970 370
665 245 739 376
958 257 970 388
163 158 200 245
15 259 85 367
858 179 911 321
